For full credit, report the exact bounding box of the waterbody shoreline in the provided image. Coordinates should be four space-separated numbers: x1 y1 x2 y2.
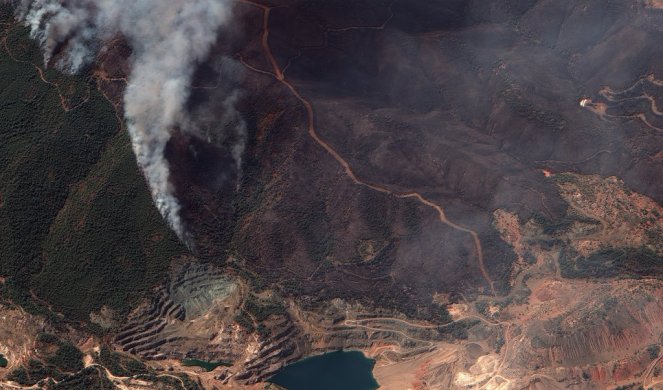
269 350 380 390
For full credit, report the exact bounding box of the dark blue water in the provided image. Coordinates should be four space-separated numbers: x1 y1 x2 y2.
269 350 380 390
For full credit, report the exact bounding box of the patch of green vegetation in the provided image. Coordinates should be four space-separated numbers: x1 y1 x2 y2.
96 345 149 377
6 366 31 385
244 294 287 322
0 280 62 325
279 278 305 296
0 353 7 368
234 310 255 333
552 173 578 185
9 339 115 388
34 132 187 320
0 14 188 321
475 300 489 316
257 323 270 337
49 367 116 390
46 343 83 373
440 319 480 340
33 333 84 373
136 373 204 390
431 304 452 324
234 294 288 336
531 212 600 237
7 359 64 386
37 332 61 345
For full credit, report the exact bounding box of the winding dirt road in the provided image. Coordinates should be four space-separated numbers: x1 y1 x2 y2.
581 75 663 132
1 31 90 113
237 0 496 296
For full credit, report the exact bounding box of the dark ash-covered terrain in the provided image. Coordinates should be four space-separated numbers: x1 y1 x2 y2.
3 0 663 389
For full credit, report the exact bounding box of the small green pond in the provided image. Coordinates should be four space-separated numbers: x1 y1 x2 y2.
181 358 232 372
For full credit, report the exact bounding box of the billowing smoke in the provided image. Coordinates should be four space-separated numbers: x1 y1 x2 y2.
14 0 239 243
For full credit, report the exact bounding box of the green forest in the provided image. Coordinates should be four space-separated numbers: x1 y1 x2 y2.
0 5 188 322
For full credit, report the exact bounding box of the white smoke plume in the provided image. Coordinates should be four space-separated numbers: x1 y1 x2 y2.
13 0 237 243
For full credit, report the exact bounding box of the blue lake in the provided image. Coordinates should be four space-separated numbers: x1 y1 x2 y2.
269 350 380 390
